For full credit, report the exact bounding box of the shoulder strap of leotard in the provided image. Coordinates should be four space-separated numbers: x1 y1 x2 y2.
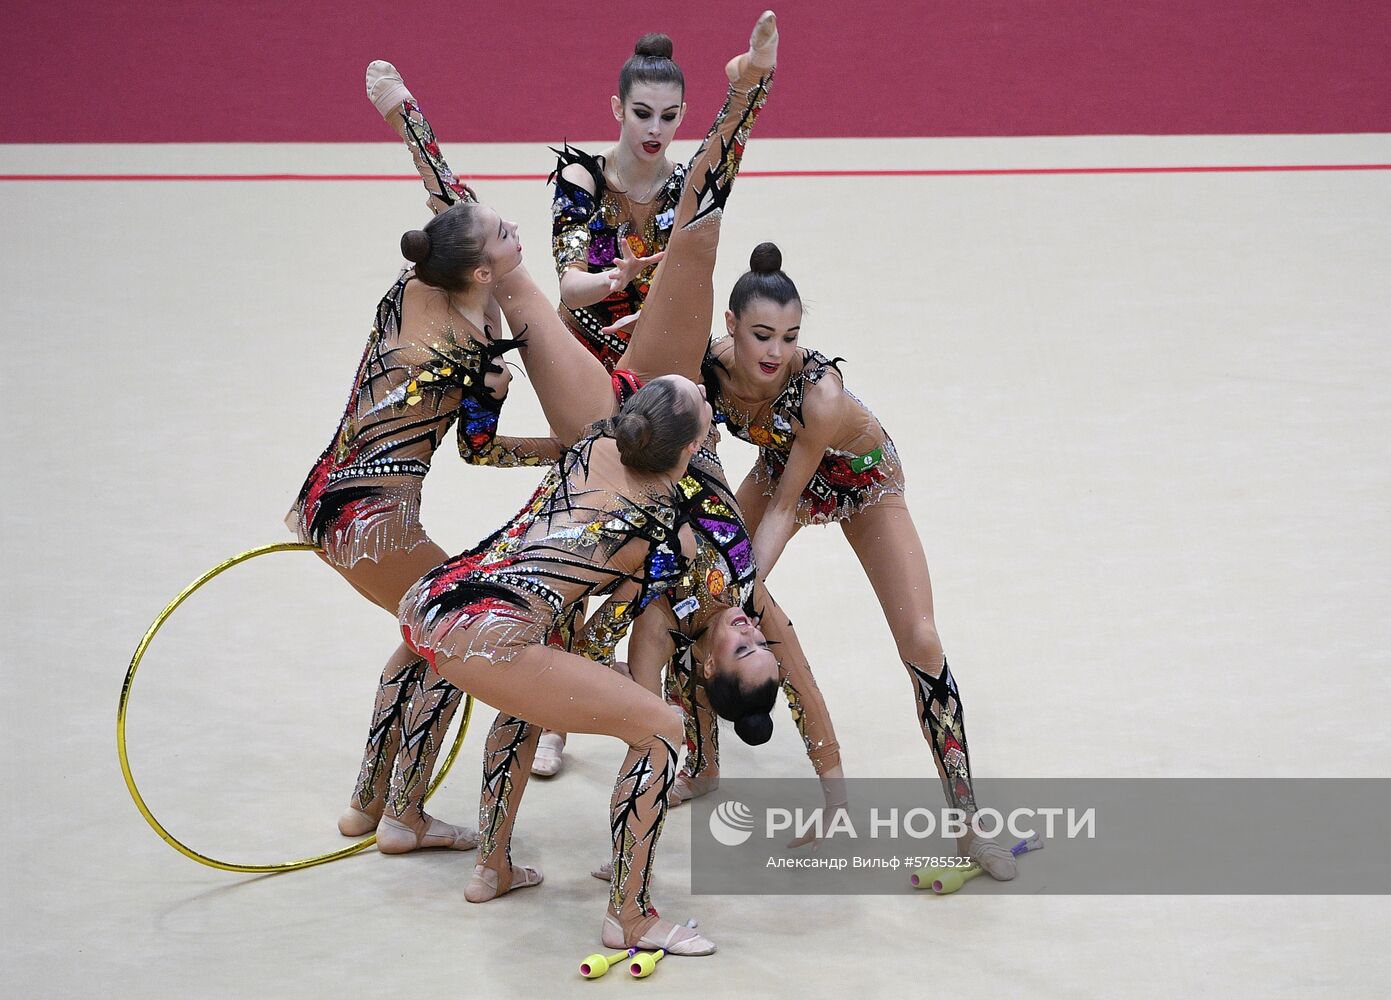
779 349 846 428
549 143 608 204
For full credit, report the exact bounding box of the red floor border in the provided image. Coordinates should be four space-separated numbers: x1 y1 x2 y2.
3 164 1390 182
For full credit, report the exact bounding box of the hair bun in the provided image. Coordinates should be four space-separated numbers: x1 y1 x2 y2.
401 229 431 263
633 32 674 59
734 712 774 746
749 241 782 274
614 410 654 457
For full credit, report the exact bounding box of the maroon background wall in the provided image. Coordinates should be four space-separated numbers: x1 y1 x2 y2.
8 0 1390 142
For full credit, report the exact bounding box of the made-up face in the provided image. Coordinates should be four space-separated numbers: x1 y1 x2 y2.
612 82 686 169
473 206 523 281
701 604 779 691
726 297 803 387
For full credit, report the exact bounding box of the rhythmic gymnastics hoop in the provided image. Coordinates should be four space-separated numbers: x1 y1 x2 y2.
117 541 473 874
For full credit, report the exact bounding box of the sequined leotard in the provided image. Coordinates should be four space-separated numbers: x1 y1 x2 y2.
671 443 841 777
551 145 686 371
571 429 842 779
706 343 906 526
399 429 686 668
286 269 548 568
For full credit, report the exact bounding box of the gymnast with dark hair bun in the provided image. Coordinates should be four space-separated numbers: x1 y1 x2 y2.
286 185 558 857
369 19 847 814
700 240 1018 879
548 31 689 371
366 31 682 776
353 11 784 954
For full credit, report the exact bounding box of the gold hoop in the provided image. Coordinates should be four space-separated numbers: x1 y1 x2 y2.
116 541 472 874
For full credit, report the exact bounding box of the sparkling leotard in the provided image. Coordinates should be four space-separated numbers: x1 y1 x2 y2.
399 430 686 667
571 428 840 776
286 270 543 568
551 145 686 370
706 344 906 526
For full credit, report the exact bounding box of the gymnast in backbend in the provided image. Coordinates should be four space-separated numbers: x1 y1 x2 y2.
371 11 785 952
367 17 843 806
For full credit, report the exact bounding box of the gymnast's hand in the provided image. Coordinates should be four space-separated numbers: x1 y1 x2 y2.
599 311 641 339
605 239 665 293
481 360 513 401
787 801 850 850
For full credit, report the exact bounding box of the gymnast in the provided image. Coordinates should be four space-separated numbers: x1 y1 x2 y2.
368 32 687 776
369 20 846 818
549 32 689 371
400 375 715 951
378 11 783 954
284 172 559 853
700 242 1017 878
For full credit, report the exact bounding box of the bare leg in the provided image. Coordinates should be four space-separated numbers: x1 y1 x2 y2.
621 17 777 384
839 495 1015 879
838 496 945 767
492 263 616 444
427 643 712 952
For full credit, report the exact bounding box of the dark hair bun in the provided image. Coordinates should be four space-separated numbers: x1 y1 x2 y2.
734 712 774 746
634 32 674 59
401 229 431 263
614 410 654 459
749 241 782 274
